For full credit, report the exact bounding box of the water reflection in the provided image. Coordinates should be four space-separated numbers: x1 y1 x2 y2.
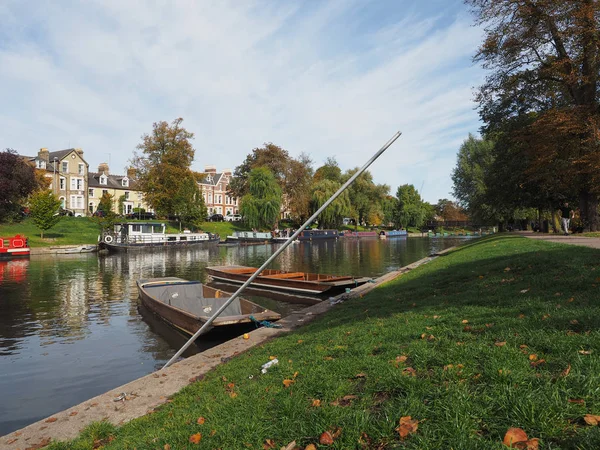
0 237 468 436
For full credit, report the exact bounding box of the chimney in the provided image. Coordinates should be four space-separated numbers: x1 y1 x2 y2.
98 162 109 175
127 167 136 179
38 148 49 162
75 148 84 155
223 168 232 176
204 165 217 173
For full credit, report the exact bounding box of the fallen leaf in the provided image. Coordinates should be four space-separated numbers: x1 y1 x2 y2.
189 433 202 444
282 379 295 388
402 367 416 376
197 417 205 425
504 267 511 272
311 399 321 407
292 371 299 379
354 373 367 378
280 441 297 450
478 275 484 279
164 444 171 450
568 398 584 404
263 438 276 449
69 411 78 416
45 417 58 423
461 319 469 324
529 354 538 361
433 315 441 319
5 439 17 445
570 319 579 325
579 350 593 355
518 314 525 319
319 432 334 445
305 444 317 450
396 355 408 363
229 392 238 398
584 414 600 426
396 416 419 439
269 355 277 360
520 344 528 349
520 289 530 294
530 359 546 367
495 341 507 347
560 364 571 377
542 314 550 320
297 339 303 344
324 356 334 361
503 428 528 447
567 297 574 303
331 395 358 407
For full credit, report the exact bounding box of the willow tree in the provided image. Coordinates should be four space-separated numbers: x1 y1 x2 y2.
468 0 600 230
310 179 350 229
240 167 281 230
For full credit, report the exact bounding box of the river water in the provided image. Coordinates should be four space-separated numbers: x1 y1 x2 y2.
0 236 466 436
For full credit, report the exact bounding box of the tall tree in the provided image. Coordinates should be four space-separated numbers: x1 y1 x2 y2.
0 149 40 223
342 168 389 227
313 157 342 183
284 153 314 223
132 118 206 219
468 0 600 230
240 167 282 230
310 179 350 229
173 175 207 229
28 191 61 238
93 192 118 232
394 184 428 229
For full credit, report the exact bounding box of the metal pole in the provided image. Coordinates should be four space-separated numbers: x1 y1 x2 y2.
162 131 402 369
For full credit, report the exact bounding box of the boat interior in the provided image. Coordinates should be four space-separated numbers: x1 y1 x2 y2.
224 267 353 282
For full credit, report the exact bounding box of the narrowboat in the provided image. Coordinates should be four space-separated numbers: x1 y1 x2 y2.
297 229 339 241
225 231 273 244
340 230 379 238
0 235 30 259
379 230 408 239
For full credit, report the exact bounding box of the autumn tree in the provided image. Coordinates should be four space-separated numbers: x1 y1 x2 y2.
468 0 600 230
341 168 389 227
132 118 206 220
240 167 282 230
313 157 342 183
0 149 40 222
435 199 468 222
310 179 351 229
29 191 61 238
285 153 314 223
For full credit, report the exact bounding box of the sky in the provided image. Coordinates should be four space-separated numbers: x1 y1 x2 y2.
0 0 485 204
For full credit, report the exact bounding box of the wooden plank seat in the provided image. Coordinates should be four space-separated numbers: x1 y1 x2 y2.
261 272 306 280
228 268 257 274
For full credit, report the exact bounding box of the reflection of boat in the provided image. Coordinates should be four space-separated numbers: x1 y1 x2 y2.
0 235 30 259
52 245 97 254
0 258 29 283
379 230 408 239
136 277 281 335
340 230 378 238
100 223 219 252
297 229 339 241
206 265 371 295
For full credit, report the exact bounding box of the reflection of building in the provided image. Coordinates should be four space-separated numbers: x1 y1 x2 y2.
22 148 90 216
198 166 239 217
88 164 150 215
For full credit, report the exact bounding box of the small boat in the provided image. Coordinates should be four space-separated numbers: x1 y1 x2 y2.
225 231 272 244
297 229 339 241
100 222 219 252
379 230 408 239
136 277 281 335
206 265 372 295
0 235 30 259
340 230 378 238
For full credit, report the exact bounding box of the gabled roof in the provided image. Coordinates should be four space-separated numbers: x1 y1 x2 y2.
88 172 138 190
198 172 223 186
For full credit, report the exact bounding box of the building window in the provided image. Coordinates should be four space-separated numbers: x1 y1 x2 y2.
88 188 94 197
59 177 66 190
89 202 94 214
124 191 129 200
62 161 68 173
78 163 85 175
100 175 107 185
36 160 46 169
208 194 212 203
102 189 108 196
70 195 84 210
70 177 84 190
122 178 129 187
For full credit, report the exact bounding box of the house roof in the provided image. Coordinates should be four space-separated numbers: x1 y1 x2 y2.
21 148 89 172
198 172 225 186
88 172 138 190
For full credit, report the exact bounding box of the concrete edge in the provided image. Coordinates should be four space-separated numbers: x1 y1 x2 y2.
1 254 439 450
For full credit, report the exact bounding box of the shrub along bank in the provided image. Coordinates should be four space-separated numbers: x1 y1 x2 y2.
47 235 600 449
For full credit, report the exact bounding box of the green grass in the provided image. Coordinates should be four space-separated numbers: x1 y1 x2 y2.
583 232 600 238
0 217 101 247
199 221 247 238
47 235 600 449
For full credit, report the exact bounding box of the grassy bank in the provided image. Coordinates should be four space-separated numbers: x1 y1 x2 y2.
48 235 600 449
0 217 101 247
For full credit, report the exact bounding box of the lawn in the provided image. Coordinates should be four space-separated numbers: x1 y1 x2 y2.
0 217 101 247
47 235 600 449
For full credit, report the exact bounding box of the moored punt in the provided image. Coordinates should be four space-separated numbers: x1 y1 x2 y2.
0 235 30 259
136 277 281 335
379 230 408 239
206 265 372 295
100 222 219 252
340 230 378 238
297 229 339 241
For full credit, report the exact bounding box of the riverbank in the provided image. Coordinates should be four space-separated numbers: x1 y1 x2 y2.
8 234 596 449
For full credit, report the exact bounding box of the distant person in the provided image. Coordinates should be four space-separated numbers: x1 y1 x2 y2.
560 202 575 236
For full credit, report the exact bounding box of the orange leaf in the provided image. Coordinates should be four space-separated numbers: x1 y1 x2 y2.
164 445 171 450
579 350 593 355
495 341 507 347
530 359 546 367
69 411 78 416
311 399 321 407
292 371 299 379
396 355 408 363
330 395 358 407
570 319 579 325
229 392 238 398
319 431 334 445
269 355 277 360
197 417 205 425
568 398 584 404
305 444 317 450
297 339 304 343
461 319 469 324
263 438 276 449
567 297 574 303
282 379 295 388
227 382 235 389
189 433 202 444
584 414 600 426
402 367 416 376
561 364 571 377
503 427 528 447
45 417 58 423
529 354 538 361
396 416 419 439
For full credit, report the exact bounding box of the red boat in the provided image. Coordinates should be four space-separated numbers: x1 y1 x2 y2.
0 235 31 259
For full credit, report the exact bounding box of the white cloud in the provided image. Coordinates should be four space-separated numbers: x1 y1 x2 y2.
0 0 484 201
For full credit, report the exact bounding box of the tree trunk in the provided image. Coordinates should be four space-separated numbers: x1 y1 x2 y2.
41 230 44 239
579 190 599 231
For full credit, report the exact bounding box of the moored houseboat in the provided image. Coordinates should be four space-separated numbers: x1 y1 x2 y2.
297 229 339 241
0 235 30 259
99 222 219 252
340 230 379 238
225 231 273 244
379 230 408 239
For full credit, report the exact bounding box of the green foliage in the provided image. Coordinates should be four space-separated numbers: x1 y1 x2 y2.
117 195 125 215
173 175 207 229
313 157 342 183
394 184 429 228
132 118 206 219
28 190 62 238
310 179 350 229
240 167 282 230
342 168 389 227
92 192 119 232
0 149 40 223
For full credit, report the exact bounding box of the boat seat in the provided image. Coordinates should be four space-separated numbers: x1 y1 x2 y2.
261 272 306 279
229 268 257 274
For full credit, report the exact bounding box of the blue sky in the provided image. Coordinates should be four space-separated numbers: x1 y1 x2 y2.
1 0 484 203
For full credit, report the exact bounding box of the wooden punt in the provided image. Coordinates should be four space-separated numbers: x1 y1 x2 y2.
136 277 281 335
206 265 372 295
